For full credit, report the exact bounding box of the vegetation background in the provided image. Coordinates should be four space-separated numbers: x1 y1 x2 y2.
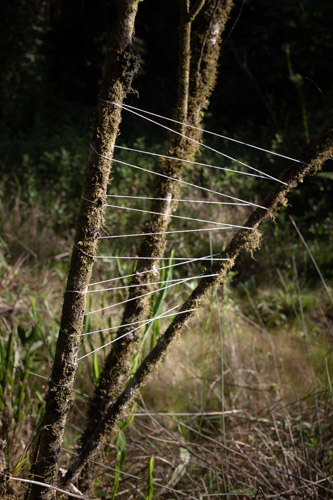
0 0 332 498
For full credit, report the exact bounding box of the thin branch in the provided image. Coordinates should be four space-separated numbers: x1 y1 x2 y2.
26 2 142 499
9 477 89 500
221 0 247 49
189 0 206 22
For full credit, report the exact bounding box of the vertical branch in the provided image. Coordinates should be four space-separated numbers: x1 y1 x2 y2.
177 0 192 125
188 0 234 130
26 2 142 499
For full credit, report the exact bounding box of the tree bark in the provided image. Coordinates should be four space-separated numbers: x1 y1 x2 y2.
27 2 142 499
64 123 333 484
74 0 234 492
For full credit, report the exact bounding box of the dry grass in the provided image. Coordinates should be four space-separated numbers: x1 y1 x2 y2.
0 191 70 319
59 286 332 498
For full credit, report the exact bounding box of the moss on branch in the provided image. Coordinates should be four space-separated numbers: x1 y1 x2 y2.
27 2 142 500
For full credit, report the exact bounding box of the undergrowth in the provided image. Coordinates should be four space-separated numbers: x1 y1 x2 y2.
0 184 332 498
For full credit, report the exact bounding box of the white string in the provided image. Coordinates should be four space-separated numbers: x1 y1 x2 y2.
78 306 195 360
84 273 219 316
49 377 72 388
98 226 238 240
113 101 306 164
80 304 181 337
80 308 178 336
83 194 247 207
84 275 212 293
75 242 228 261
65 288 88 295
106 194 248 205
102 100 288 185
88 253 227 287
114 144 267 179
112 156 265 207
90 256 226 260
106 203 253 230
81 195 98 205
90 145 267 210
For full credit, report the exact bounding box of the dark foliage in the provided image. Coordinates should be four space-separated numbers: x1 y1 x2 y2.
0 0 332 267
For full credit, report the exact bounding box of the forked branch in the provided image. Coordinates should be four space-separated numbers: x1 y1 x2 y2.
76 1 234 492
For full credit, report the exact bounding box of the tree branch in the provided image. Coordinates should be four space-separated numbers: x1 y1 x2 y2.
26 2 142 499
189 0 207 22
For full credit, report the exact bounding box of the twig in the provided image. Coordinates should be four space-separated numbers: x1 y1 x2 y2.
9 476 89 500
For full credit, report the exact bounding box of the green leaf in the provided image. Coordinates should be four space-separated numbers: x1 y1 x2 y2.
146 455 154 500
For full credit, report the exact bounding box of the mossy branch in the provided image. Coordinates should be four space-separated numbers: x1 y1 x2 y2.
26 2 142 500
189 0 207 22
64 124 333 483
